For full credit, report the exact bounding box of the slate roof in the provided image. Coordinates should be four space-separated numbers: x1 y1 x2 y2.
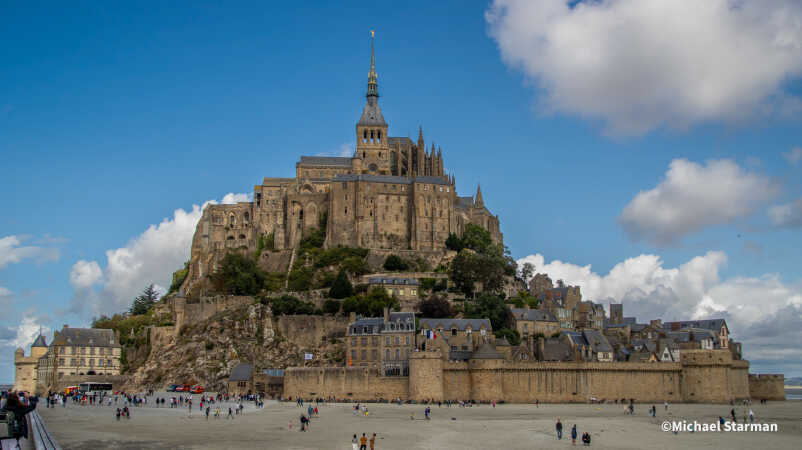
297 156 352 167
471 341 503 359
582 329 613 353
456 196 474 209
628 351 654 362
387 137 414 147
562 331 586 347
541 338 574 362
31 335 47 348
368 277 420 286
229 363 253 382
332 174 451 185
357 98 387 127
511 308 557 322
51 328 120 348
350 312 415 334
631 339 657 353
419 318 491 332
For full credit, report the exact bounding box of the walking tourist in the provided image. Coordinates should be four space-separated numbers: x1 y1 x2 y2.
351 434 358 450
556 418 563 440
370 433 376 450
360 433 368 450
571 424 577 445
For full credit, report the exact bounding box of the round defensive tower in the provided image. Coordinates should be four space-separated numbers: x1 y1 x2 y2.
409 350 444 402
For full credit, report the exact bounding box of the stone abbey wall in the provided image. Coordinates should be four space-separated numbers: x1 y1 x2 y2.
285 349 768 404
283 367 409 401
748 374 786 400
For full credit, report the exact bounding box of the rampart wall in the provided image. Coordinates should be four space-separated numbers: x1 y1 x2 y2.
283 367 409 401
748 374 785 400
287 350 764 404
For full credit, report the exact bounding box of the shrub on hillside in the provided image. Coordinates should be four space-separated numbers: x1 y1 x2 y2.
418 295 452 318
383 254 408 271
323 299 341 315
210 252 265 296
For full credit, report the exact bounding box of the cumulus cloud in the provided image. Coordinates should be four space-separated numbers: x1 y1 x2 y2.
0 313 50 350
0 235 61 269
517 251 802 372
783 147 802 165
486 0 802 135
619 159 779 245
768 198 802 228
69 193 250 317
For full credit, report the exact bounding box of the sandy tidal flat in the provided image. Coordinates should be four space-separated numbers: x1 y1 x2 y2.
39 396 802 450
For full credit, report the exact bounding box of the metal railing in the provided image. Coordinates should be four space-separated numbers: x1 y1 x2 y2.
28 411 61 450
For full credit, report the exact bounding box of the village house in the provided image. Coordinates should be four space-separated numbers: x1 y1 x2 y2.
346 309 415 375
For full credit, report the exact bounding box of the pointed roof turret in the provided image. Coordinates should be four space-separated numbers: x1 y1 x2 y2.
358 31 386 127
31 334 47 348
475 184 484 206
417 126 424 148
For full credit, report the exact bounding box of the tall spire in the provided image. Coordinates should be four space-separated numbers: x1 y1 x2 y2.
475 184 484 206
367 30 378 99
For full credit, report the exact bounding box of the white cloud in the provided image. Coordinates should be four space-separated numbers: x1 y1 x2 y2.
768 198 802 228
486 0 802 135
69 260 102 289
316 143 353 158
69 193 250 317
0 313 50 350
517 251 802 372
619 159 779 245
783 147 802 165
0 235 60 269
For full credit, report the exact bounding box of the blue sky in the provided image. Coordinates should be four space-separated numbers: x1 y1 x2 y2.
2 0 802 382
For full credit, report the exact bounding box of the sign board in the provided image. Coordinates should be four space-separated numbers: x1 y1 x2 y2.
304 353 313 360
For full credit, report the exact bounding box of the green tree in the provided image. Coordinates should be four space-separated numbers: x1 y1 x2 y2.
268 295 315 315
167 263 189 295
287 266 314 291
461 224 492 254
383 254 408 271
342 256 370 276
323 299 341 315
329 270 354 299
495 327 521 346
130 284 160 315
519 262 535 283
418 295 452 318
445 233 463 252
210 252 266 295
464 293 513 332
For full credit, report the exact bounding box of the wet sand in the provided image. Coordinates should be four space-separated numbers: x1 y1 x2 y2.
39 395 802 449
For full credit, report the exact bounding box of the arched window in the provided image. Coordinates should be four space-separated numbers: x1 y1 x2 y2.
385 349 390 360
244 212 249 223
227 236 234 240
363 130 367 142
395 349 400 360
238 234 246 239
229 214 235 226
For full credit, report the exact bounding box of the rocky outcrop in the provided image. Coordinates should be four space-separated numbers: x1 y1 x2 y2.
124 301 349 392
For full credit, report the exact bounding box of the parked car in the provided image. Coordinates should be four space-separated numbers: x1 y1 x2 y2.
190 385 205 394
176 384 191 392
167 384 180 392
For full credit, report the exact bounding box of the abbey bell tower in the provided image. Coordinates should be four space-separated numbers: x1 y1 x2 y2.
355 31 391 175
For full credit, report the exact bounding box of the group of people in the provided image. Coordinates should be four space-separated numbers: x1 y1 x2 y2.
351 433 376 450
556 419 591 446
114 406 130 420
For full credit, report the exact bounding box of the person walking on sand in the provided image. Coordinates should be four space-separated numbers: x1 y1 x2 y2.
205 406 210 420
370 433 376 450
556 418 563 440
571 424 577 445
749 409 755 423
360 433 368 450
352 434 359 450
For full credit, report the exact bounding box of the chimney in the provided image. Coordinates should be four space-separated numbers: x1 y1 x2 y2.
383 306 390 323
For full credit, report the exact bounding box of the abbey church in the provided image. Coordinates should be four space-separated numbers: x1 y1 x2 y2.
184 37 502 286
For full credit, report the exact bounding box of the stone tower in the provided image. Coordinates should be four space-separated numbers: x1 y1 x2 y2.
355 31 390 175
